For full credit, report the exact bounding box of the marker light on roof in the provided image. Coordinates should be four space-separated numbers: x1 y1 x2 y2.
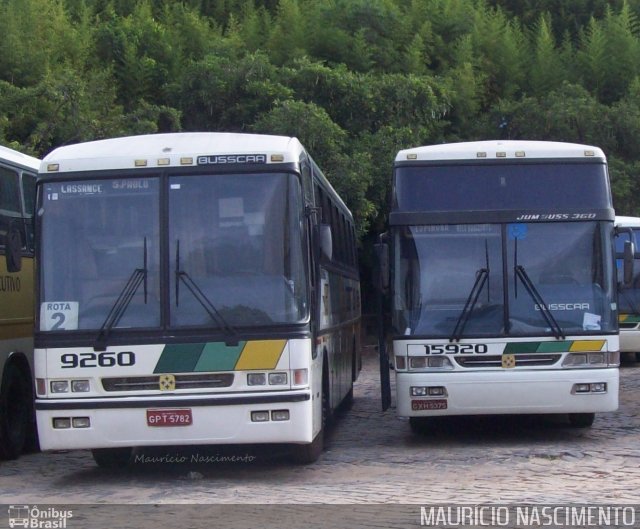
407 153 418 160
180 157 193 165
496 152 507 158
584 150 595 157
134 159 147 167
271 154 284 162
476 152 487 158
47 164 60 172
157 158 170 166
515 151 526 157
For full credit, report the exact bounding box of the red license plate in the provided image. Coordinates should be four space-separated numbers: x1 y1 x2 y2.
411 399 448 411
146 408 193 427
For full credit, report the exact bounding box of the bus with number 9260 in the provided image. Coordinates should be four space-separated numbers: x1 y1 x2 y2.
34 133 361 466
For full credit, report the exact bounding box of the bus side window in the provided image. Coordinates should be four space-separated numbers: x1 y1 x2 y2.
0 166 23 270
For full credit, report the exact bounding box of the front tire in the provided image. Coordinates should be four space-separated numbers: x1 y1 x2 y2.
92 447 134 468
568 413 595 428
0 363 32 460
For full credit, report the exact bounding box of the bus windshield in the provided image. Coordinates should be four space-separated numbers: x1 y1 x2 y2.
38 173 308 332
392 221 616 337
615 227 640 314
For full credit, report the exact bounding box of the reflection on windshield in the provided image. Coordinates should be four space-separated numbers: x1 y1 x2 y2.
392 222 615 338
39 179 160 331
169 173 308 327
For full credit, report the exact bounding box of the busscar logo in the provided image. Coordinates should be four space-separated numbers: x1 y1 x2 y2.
197 154 267 165
8 506 73 528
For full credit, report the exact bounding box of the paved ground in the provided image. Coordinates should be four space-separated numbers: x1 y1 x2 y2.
1 348 639 527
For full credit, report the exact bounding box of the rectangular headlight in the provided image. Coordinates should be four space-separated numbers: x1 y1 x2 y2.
71 380 90 392
268 372 287 385
247 373 266 386
51 380 69 393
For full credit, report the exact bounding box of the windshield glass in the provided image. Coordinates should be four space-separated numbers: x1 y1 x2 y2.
39 178 160 331
615 227 640 314
169 172 308 328
392 221 615 337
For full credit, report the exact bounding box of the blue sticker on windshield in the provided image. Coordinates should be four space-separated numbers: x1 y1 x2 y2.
508 223 528 240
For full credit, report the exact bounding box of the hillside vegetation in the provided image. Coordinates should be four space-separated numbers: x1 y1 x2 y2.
2 0 640 236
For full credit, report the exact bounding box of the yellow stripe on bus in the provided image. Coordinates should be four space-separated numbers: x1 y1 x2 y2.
234 340 286 370
569 340 606 352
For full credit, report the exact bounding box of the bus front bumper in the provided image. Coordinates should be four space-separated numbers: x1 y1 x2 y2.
35 391 315 450
396 368 619 417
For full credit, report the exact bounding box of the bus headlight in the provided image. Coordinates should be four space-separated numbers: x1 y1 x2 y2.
268 372 287 385
562 351 618 368
50 381 69 393
247 373 266 386
71 380 90 392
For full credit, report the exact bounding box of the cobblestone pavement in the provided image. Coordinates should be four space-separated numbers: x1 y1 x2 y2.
1 348 639 526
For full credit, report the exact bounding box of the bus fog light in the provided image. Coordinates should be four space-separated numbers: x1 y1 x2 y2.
268 372 287 385
71 380 90 392
410 357 427 369
575 383 590 393
293 369 308 385
247 373 266 386
72 417 91 428
51 380 69 393
271 410 290 421
428 386 446 396
590 382 606 393
395 356 406 370
411 386 428 396
53 418 71 429
251 411 270 422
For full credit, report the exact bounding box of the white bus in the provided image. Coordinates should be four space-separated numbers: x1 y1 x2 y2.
35 133 360 466
0 145 39 459
378 140 619 430
614 215 640 362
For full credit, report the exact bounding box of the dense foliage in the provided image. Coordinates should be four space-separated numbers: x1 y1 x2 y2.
3 0 640 238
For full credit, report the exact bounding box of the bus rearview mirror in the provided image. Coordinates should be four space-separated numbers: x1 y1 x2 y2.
623 240 635 287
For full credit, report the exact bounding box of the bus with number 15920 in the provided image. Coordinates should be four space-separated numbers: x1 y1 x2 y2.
377 140 620 430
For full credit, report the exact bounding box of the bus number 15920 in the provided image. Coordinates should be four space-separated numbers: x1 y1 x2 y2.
423 344 488 355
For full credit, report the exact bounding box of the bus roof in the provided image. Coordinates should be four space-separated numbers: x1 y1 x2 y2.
0 144 40 171
41 133 306 173
615 215 640 228
396 140 606 163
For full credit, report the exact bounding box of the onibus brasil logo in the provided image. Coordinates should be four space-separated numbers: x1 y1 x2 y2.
8 506 73 528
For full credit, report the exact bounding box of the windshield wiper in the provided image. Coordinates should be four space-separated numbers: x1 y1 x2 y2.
95 237 148 351
450 240 491 342
513 237 564 339
175 240 238 345
514 265 565 339
450 268 489 342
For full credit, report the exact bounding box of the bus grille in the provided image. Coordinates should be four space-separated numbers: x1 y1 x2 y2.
102 373 235 392
454 354 561 368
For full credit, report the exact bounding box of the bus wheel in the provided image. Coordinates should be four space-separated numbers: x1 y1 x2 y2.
0 363 31 460
91 447 133 468
568 413 595 428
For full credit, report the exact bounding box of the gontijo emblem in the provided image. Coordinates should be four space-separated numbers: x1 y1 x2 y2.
159 374 176 391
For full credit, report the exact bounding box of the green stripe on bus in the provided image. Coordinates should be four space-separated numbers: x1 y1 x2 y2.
536 341 572 353
154 343 205 373
194 342 246 372
504 341 574 354
504 342 540 354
